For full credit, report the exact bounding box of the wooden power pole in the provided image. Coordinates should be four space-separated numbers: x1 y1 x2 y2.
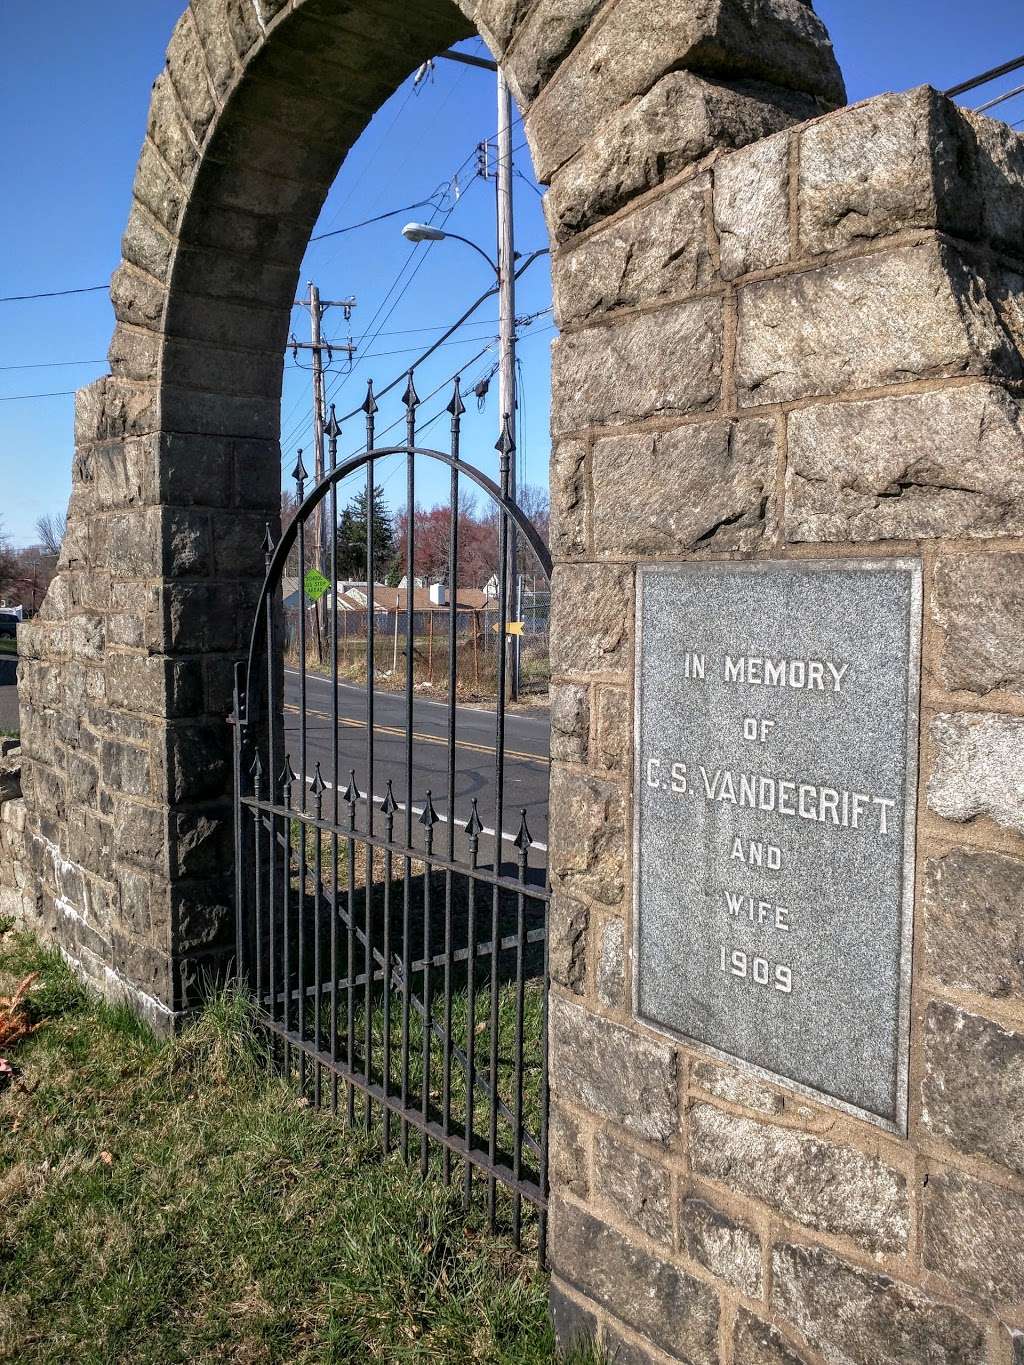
291 282 358 579
496 71 520 701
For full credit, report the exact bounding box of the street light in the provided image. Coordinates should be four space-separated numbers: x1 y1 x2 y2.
400 75 521 700
401 222 499 275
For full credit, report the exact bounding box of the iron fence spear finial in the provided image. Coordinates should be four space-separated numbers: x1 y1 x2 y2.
292 448 308 496
325 403 341 470
513 807 533 852
464 797 484 841
419 789 439 829
362 380 378 449
261 522 275 569
447 374 467 419
311 762 327 814
495 412 515 457
343 768 359 832
279 754 297 801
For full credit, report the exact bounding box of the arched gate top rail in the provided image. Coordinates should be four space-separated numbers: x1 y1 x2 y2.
242 439 553 724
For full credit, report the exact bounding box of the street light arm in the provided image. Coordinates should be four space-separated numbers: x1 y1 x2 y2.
439 231 500 276
513 248 550 280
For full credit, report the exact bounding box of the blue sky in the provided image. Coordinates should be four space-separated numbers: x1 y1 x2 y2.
0 0 1021 546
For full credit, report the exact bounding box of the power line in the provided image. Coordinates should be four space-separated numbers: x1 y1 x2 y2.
282 249 547 464
283 308 552 497
313 85 419 236
946 54 1024 99
281 135 486 449
974 81 1024 114
329 187 469 378
309 196 446 243
300 194 461 441
0 390 76 402
281 327 496 469
334 332 497 364
314 65 475 278
0 358 105 372
339 304 548 366
514 168 544 198
326 316 506 342
0 284 107 304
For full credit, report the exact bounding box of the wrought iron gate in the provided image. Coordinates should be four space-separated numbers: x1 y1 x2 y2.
231 375 552 1260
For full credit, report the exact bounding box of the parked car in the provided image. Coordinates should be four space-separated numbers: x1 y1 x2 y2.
0 610 19 639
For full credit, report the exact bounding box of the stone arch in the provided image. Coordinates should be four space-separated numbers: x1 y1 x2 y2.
16 0 844 1029
15 0 1024 1359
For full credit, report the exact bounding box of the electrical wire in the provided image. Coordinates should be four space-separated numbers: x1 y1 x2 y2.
327 317 502 342
0 390 76 402
339 333 497 363
307 195 462 429
281 136 487 451
309 196 447 243
288 306 553 516
283 254 548 465
313 84 418 236
0 285 107 304
974 81 1024 114
514 168 544 197
0 358 105 371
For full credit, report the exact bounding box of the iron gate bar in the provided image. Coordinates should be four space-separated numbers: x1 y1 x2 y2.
258 1014 545 1205
443 380 465 1184
233 381 552 1261
244 790 549 1162
246 794 550 897
240 444 551 709
489 413 514 1228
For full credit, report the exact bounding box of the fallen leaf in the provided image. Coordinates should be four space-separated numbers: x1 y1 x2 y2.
99 1151 113 1167
0 975 42 1051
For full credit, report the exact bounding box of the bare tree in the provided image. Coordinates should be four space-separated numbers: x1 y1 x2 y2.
35 511 67 559
0 519 17 600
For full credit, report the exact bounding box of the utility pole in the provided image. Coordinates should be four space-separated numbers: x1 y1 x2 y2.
496 70 520 701
291 283 356 661
291 282 357 579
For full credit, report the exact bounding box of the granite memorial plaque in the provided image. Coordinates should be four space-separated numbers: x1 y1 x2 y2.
633 560 921 1132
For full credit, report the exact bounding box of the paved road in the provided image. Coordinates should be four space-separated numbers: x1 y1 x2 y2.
0 655 18 736
281 669 551 867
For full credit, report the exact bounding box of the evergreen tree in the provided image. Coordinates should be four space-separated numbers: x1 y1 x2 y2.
337 485 395 581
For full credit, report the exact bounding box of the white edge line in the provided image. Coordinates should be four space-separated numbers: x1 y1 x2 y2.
299 774 547 851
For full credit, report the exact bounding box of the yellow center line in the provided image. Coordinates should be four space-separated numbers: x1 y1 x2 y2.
282 703 548 767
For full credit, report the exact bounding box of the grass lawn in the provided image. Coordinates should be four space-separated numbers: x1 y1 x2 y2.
0 929 597 1364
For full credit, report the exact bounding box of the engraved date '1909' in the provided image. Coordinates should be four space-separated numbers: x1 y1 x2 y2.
719 946 792 994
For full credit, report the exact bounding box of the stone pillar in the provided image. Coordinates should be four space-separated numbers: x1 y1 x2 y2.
13 0 475 1030
546 85 1024 1363
0 741 34 925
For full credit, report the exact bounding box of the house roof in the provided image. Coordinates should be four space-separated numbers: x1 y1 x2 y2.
279 580 491 612
367 587 491 612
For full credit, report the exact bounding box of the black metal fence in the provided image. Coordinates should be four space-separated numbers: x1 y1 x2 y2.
232 377 552 1261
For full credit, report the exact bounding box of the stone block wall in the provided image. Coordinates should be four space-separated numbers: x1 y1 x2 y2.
16 0 1024 1357
14 0 843 1027
546 84 1024 1364
0 743 35 927
14 0 478 1030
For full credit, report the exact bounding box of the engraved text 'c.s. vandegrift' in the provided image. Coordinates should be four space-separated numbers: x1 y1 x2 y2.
634 563 920 1132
